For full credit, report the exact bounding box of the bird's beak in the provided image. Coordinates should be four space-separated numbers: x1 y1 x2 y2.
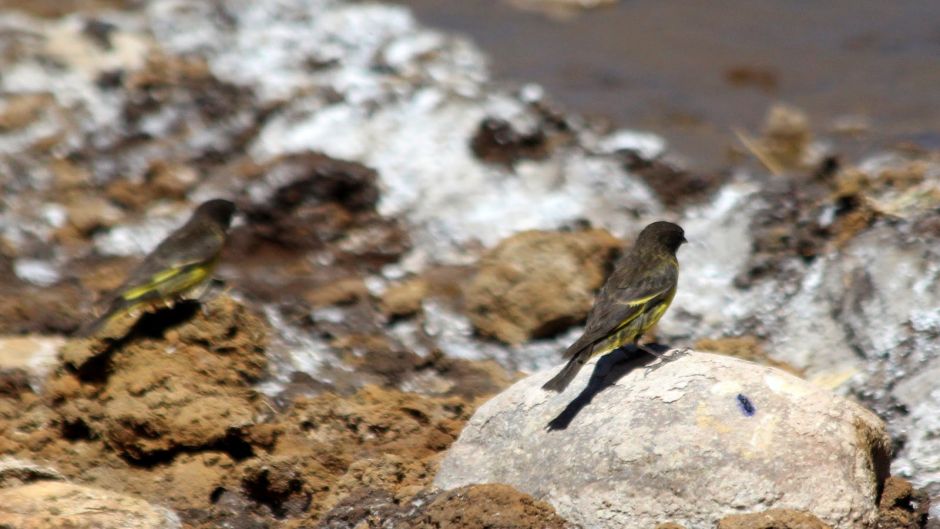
681 235 688 244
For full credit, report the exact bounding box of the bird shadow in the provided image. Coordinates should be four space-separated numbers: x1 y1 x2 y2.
73 300 202 384
545 343 674 431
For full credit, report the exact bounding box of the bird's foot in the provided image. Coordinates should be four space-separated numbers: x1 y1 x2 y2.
643 347 691 375
195 279 228 316
664 346 692 359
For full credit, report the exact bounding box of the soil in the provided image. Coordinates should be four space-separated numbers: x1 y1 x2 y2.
0 295 541 528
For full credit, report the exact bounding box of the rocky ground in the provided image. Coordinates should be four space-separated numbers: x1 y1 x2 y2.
0 0 938 527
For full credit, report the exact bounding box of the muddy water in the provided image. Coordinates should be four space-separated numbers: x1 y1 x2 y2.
395 0 940 169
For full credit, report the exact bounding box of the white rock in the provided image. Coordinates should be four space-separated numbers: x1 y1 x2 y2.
435 351 888 529
0 457 63 488
0 481 181 529
0 336 65 392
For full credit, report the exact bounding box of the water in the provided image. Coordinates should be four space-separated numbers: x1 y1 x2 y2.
395 0 940 169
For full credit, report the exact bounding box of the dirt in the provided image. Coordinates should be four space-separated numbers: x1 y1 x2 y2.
0 281 87 335
876 476 930 529
51 295 268 462
470 102 574 168
0 292 526 528
317 483 571 529
380 277 430 318
622 151 727 207
464 228 622 345
717 509 832 529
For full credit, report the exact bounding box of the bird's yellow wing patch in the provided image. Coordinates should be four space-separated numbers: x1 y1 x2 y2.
121 263 210 302
610 285 676 335
616 290 665 307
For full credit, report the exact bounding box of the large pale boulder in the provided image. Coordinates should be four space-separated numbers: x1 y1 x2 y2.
434 351 889 529
0 481 180 529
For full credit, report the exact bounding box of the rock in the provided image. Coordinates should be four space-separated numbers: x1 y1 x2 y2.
0 336 64 395
63 195 124 236
52 295 268 461
464 229 622 345
404 484 571 529
874 477 929 529
0 457 63 488
304 277 369 308
232 385 474 520
717 509 832 529
0 481 181 529
380 277 429 317
435 351 889 529
316 484 572 529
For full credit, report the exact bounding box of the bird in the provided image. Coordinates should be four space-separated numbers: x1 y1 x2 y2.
78 198 237 336
542 221 687 392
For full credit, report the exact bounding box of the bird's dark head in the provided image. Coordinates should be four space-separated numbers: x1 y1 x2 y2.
637 221 687 254
193 199 237 229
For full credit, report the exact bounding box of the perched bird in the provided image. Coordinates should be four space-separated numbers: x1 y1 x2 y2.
542 221 686 392
79 199 237 336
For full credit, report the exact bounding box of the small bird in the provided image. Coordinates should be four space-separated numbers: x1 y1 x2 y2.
542 221 687 392
79 199 237 336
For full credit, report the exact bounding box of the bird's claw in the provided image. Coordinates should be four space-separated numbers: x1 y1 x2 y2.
643 347 691 375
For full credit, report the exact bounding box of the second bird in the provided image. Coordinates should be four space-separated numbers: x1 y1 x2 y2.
79 198 237 336
542 221 687 392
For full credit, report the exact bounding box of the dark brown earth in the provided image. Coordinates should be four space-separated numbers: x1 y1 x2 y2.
0 295 549 528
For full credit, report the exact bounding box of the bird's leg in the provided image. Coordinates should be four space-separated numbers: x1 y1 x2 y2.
638 342 689 375
194 279 228 316
665 346 692 358
636 343 666 360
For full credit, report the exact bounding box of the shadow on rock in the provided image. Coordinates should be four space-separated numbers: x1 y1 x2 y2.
546 343 671 431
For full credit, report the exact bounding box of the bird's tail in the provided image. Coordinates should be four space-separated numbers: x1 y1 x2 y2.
541 355 586 392
75 297 131 338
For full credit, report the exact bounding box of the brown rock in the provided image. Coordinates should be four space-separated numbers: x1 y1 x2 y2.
380 277 429 317
0 481 181 529
332 454 436 504
717 509 832 529
241 456 313 518
624 152 725 207
64 195 124 236
410 355 518 400
304 277 369 308
0 94 52 131
464 229 621 344
876 476 930 529
264 385 473 519
471 117 549 167
317 484 571 529
0 282 86 335
146 162 199 200
52 295 268 461
406 484 570 529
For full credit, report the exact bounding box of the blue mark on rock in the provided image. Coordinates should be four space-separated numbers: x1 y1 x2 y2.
737 394 756 416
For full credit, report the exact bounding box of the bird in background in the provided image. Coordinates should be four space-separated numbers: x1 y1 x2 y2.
78 198 237 336
542 220 687 392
